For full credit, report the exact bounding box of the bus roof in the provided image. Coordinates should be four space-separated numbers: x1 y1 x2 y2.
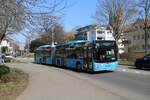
56 40 116 46
56 40 88 46
66 40 88 45
93 40 116 42
37 40 116 48
38 45 51 48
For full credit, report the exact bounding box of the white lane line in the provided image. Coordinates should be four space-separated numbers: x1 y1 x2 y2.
122 69 126 72
135 71 140 74
119 68 150 75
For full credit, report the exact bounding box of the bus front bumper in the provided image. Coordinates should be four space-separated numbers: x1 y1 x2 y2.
93 61 118 71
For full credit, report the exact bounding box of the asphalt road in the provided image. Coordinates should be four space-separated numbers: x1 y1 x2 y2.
7 63 125 100
81 70 150 100
13 58 150 100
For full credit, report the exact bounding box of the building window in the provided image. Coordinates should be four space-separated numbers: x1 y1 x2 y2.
107 31 111 34
142 34 144 39
97 37 102 40
97 31 104 34
142 45 145 49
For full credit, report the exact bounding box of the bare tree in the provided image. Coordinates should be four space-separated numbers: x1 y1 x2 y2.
0 0 67 43
40 23 65 44
21 28 39 52
138 0 150 54
35 15 59 45
53 23 65 43
94 0 137 41
23 0 67 49
0 0 27 43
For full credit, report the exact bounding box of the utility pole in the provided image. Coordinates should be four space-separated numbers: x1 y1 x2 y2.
51 25 55 47
48 17 57 47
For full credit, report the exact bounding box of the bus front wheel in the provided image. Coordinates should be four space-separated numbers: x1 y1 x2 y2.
76 63 81 72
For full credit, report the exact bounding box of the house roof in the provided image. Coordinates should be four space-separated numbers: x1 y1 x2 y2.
123 24 135 33
64 33 74 38
136 19 150 25
124 19 150 33
76 25 98 31
76 24 112 32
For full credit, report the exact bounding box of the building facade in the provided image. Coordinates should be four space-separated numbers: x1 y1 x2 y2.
75 25 115 41
125 19 150 53
0 38 15 54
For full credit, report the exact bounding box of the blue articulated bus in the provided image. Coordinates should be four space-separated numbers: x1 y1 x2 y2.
34 40 118 72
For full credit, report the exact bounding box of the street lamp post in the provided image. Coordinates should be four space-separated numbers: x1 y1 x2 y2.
51 25 54 47
48 17 57 47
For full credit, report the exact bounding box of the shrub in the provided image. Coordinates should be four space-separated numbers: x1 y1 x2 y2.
1 73 17 83
119 53 128 60
0 67 28 100
119 52 146 61
119 61 134 66
9 68 23 73
4 58 13 63
127 53 145 61
0 67 24 83
0 65 10 78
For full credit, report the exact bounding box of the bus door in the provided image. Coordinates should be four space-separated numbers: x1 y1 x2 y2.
84 46 92 70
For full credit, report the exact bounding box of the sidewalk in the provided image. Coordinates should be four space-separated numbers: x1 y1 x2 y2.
7 63 126 100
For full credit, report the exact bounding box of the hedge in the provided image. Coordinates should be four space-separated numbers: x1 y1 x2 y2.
0 65 10 78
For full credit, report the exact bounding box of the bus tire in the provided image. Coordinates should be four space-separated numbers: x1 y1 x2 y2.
57 60 60 66
39 59 42 64
76 63 81 72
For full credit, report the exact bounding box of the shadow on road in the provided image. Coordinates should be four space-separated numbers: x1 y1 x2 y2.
127 66 150 71
89 71 114 75
33 63 114 74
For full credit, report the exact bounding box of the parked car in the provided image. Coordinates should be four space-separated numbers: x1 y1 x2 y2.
5 54 13 58
0 55 5 64
135 54 150 69
15 53 21 57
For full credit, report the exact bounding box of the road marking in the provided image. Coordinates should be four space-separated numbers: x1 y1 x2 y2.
135 71 140 74
122 69 126 72
118 68 150 76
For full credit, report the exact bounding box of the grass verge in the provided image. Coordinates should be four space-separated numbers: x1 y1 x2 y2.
0 66 28 100
119 60 135 66
4 58 27 64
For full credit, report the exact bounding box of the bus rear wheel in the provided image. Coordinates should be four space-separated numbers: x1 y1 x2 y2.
76 63 81 72
57 60 61 67
39 59 42 64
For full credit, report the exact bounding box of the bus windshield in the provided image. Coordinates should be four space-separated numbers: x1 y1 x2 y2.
93 42 118 63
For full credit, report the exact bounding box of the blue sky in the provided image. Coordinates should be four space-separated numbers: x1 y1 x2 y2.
63 0 97 32
10 0 98 48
